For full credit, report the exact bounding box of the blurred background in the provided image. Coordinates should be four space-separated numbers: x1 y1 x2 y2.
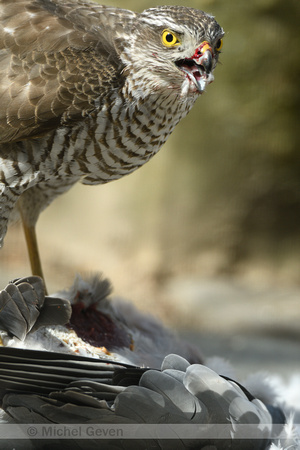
1 0 299 375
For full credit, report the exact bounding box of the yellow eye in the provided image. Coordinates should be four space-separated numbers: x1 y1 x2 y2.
215 38 223 52
161 30 180 47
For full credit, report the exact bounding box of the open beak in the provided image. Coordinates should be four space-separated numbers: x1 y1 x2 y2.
176 41 214 93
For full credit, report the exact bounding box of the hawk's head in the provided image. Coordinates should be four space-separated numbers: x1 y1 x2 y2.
120 6 224 97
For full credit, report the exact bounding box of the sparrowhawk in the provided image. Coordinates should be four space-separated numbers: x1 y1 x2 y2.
0 0 224 281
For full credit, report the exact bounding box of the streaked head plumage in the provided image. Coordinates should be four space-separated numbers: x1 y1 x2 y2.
119 5 224 96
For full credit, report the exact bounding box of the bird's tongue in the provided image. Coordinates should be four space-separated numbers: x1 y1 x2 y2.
179 61 214 92
190 63 212 91
195 74 213 93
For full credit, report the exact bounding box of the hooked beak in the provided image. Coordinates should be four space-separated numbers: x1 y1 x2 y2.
176 41 214 93
198 47 213 75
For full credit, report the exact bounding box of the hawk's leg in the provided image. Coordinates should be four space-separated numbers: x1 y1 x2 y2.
15 179 78 292
0 183 46 291
16 185 55 293
18 203 46 289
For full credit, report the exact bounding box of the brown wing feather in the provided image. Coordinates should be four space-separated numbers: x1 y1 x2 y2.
0 0 134 144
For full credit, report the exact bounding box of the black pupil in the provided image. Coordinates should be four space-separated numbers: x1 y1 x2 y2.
216 39 221 49
166 33 174 43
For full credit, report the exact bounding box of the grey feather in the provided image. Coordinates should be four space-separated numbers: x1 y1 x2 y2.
30 296 72 332
0 276 71 339
162 368 185 383
161 354 190 372
184 364 238 426
114 385 180 423
0 289 28 340
139 369 205 422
